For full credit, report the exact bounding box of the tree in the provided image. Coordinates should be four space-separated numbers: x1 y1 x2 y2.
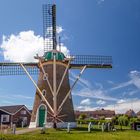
129 117 138 125
100 116 105 120
118 115 129 130
111 116 117 125
78 113 87 120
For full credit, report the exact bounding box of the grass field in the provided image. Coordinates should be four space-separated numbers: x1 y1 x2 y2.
1 125 140 140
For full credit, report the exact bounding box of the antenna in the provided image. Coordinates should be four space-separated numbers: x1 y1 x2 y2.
52 4 57 50
43 4 57 53
58 36 61 52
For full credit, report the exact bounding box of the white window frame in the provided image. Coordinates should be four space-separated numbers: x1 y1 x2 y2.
1 114 10 122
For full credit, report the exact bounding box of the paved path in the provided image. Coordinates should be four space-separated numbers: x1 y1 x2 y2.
15 128 40 135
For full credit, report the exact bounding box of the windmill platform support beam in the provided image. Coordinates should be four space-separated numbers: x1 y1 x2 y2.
20 64 54 114
57 66 87 115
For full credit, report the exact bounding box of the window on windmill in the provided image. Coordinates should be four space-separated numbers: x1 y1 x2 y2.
42 89 47 96
1 114 10 122
20 110 26 115
43 73 48 81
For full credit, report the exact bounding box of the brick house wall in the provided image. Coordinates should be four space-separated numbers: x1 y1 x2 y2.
12 108 31 126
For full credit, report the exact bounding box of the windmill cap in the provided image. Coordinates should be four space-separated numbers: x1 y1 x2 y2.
44 50 65 61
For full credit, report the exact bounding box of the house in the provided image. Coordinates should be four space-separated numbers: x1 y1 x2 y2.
92 109 115 119
125 109 136 117
0 105 31 127
75 109 115 119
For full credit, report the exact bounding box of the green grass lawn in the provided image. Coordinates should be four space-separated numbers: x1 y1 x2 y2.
1 125 140 140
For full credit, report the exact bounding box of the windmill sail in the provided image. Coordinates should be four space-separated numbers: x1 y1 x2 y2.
0 63 38 75
43 4 57 52
0 4 112 128
69 55 112 69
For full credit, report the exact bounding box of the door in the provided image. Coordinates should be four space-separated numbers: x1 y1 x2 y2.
39 105 46 127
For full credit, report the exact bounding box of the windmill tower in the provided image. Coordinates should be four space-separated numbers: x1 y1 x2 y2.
0 4 112 128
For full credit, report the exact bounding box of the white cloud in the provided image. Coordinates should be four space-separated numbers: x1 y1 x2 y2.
1 31 43 62
117 99 126 104
71 70 117 102
104 99 140 114
0 93 33 107
74 88 117 101
0 27 69 62
12 94 33 99
107 80 114 85
96 100 106 105
75 105 97 111
70 71 92 88
129 70 140 89
122 90 139 96
57 43 70 56
56 26 63 34
97 0 105 5
80 98 91 106
75 99 140 113
0 93 33 100
1 100 15 105
110 70 140 91
110 81 132 91
47 26 63 35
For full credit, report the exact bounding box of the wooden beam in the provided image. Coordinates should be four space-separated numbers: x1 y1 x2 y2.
20 63 54 114
57 66 87 115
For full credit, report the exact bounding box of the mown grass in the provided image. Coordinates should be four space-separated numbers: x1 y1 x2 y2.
0 125 140 140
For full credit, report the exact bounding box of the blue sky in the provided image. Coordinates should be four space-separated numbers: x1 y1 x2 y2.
0 0 140 113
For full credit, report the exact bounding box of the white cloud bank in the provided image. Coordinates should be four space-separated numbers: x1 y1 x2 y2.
1 31 43 62
76 99 140 114
0 27 69 62
104 99 140 114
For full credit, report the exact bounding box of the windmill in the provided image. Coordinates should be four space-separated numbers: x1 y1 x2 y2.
0 4 112 128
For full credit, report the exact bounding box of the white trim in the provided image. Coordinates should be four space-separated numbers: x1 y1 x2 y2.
29 122 77 128
1 114 10 122
0 105 31 116
14 106 31 115
0 109 12 115
45 122 77 128
29 122 36 128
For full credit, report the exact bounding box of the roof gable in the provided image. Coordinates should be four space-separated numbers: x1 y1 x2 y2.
0 105 25 115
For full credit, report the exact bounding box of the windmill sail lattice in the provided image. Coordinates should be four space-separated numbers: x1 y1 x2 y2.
43 4 57 52
0 55 112 75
